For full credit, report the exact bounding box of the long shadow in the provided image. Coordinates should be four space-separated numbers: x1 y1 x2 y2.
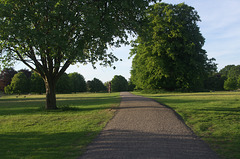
0 95 119 116
151 92 240 98
121 96 153 102
200 107 240 112
0 131 98 159
80 129 220 159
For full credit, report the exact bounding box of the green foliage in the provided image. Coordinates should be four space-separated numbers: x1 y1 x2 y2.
228 65 240 79
87 78 106 92
7 72 29 94
111 75 128 92
0 0 155 109
4 84 12 94
56 73 71 93
204 74 226 91
224 78 238 91
130 3 216 91
128 80 136 91
238 78 240 88
31 72 45 94
219 65 235 77
220 65 240 91
69 72 86 93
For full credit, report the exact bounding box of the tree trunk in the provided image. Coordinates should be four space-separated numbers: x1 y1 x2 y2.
45 78 57 110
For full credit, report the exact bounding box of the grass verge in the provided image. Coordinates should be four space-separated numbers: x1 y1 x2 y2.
0 93 120 159
133 91 240 159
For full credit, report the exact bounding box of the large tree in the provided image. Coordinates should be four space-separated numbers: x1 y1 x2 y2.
130 3 216 91
0 0 156 109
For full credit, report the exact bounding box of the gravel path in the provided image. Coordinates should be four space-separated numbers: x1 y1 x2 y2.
79 92 219 159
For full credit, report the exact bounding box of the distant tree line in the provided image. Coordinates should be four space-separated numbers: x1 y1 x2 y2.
0 68 132 94
219 65 240 91
1 66 240 94
202 65 240 91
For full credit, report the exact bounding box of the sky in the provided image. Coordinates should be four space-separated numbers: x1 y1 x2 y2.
15 0 240 83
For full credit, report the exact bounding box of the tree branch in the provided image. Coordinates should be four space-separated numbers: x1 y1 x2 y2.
29 46 45 78
55 60 71 81
8 47 36 71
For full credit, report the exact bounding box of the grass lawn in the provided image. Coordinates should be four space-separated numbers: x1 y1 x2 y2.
0 93 120 159
133 91 240 159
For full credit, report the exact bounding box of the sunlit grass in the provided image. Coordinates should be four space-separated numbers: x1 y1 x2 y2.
0 93 120 159
134 91 240 159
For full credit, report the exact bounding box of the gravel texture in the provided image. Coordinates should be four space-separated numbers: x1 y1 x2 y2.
79 92 219 159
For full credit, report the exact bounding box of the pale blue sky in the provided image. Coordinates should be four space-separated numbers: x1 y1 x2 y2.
15 0 240 82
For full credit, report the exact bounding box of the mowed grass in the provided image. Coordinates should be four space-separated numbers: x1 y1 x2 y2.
0 93 120 159
133 91 240 159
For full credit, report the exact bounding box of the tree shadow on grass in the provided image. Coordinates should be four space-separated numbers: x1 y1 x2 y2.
0 131 99 159
0 95 120 116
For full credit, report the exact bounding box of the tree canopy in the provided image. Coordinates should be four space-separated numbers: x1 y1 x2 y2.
130 3 216 91
0 0 156 109
31 72 45 94
56 73 71 93
5 72 29 94
219 65 240 91
219 65 235 78
87 78 106 92
111 75 128 92
69 72 86 93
